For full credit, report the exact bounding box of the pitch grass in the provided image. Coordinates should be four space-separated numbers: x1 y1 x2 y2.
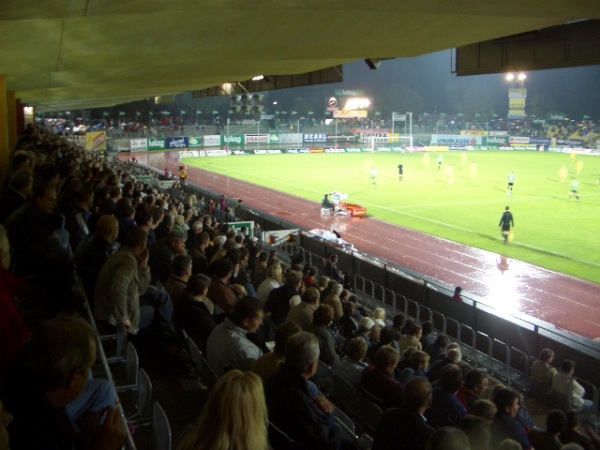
182 151 600 285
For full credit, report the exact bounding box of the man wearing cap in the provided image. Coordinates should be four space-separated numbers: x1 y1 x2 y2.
344 316 375 353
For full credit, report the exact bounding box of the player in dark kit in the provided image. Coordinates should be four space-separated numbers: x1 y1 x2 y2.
498 206 514 244
398 164 404 181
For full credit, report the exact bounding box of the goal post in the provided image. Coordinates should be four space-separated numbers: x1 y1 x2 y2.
365 134 413 151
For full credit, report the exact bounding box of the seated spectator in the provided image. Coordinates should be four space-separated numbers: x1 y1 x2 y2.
398 324 423 354
250 250 269 288
316 275 331 295
1 316 125 450
426 426 471 450
206 296 264 375
471 399 497 423
373 376 434 450
94 227 179 347
362 346 403 409
322 283 344 320
285 286 320 329
515 391 535 432
165 254 192 305
420 321 435 349
498 439 523 450
530 348 557 394
345 316 375 351
457 368 490 412
188 231 209 275
207 257 246 314
338 301 359 338
460 414 491 450
334 336 368 388
265 269 302 327
552 359 593 411
425 364 467 428
372 307 387 328
175 274 217 351
149 229 187 285
490 388 532 450
0 225 30 379
426 334 449 362
401 318 416 335
392 313 405 335
559 410 600 450
178 370 268 450
306 305 340 366
256 262 282 302
264 332 340 449
426 347 462 382
452 286 464 303
65 185 94 250
253 322 301 382
529 409 567 450
398 350 430 384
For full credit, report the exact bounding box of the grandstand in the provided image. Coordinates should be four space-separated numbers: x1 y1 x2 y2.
2 129 599 450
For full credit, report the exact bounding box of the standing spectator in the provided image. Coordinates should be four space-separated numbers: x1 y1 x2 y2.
165 254 193 306
175 274 216 351
206 296 264 375
188 231 210 275
373 376 434 450
265 269 302 327
0 169 32 223
324 254 344 285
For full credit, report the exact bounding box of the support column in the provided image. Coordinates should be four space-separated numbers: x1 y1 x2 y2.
0 75 10 188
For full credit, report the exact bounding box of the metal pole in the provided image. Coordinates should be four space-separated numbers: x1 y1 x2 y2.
335 118 338 147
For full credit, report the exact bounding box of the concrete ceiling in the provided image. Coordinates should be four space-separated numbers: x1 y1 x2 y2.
1 0 599 112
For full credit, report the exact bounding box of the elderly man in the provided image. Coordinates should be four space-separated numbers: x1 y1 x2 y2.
1 316 125 450
373 376 435 450
206 296 264 375
285 286 320 329
265 331 340 450
457 368 490 412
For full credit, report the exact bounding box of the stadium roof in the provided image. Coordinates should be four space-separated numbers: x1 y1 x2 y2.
1 0 599 111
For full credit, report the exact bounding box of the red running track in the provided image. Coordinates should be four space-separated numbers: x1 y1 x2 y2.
146 151 600 341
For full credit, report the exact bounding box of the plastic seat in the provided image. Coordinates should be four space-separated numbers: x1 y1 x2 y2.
332 375 363 421
128 368 153 425
153 402 172 450
115 342 140 392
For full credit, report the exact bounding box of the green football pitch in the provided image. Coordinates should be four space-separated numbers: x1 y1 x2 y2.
181 151 600 285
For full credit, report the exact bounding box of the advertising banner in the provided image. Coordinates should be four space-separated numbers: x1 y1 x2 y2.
327 134 356 142
178 150 206 158
555 138 584 147
333 110 368 118
230 149 253 155
285 148 311 154
253 149 281 155
461 130 487 136
130 138 148 152
484 136 509 146
223 135 243 146
204 135 222 147
205 149 229 157
509 136 530 144
430 135 482 146
271 133 303 144
529 138 551 147
85 131 107 151
324 148 346 153
303 133 328 143
166 137 189 149
188 136 203 148
148 138 167 151
245 134 270 144
228 221 255 236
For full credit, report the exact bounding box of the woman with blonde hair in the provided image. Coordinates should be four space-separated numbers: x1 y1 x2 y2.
177 370 268 450
256 262 283 302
